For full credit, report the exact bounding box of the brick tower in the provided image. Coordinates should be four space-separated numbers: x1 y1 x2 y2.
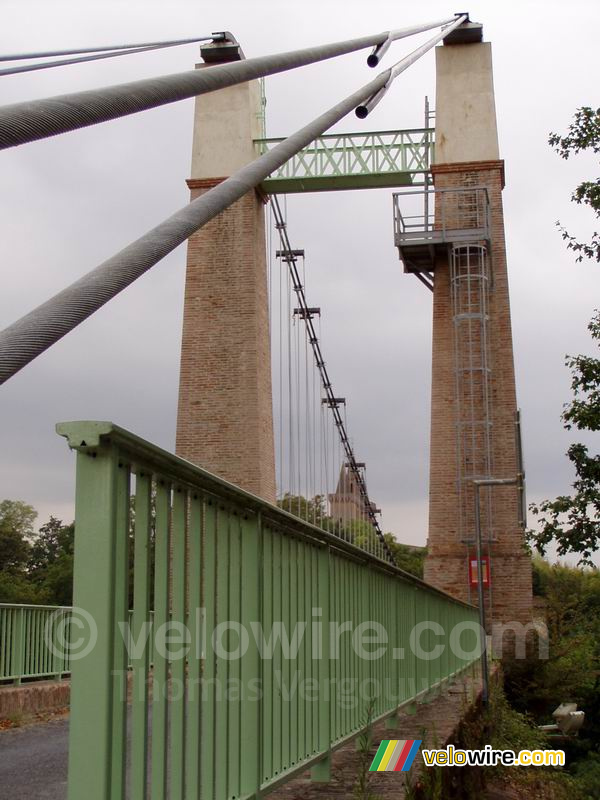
398 25 532 626
176 39 276 503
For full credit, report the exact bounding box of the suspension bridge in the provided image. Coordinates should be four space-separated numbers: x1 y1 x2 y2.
0 13 534 800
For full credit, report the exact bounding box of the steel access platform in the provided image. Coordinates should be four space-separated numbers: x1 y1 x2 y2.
255 128 433 193
393 186 491 275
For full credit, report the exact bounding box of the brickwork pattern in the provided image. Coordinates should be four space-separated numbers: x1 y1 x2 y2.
424 161 532 624
176 179 276 503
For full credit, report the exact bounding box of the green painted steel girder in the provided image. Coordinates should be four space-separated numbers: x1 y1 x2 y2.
255 127 434 194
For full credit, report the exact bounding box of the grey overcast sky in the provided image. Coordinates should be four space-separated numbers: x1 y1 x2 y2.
1 0 598 549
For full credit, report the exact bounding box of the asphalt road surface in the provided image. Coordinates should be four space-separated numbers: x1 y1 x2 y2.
0 717 68 800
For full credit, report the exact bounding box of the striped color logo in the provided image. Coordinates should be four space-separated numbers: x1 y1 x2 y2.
369 739 422 773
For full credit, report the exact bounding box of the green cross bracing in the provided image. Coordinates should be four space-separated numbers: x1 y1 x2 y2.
255 128 434 193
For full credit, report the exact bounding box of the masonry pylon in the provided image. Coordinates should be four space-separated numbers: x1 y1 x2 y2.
176 40 276 503
424 30 533 626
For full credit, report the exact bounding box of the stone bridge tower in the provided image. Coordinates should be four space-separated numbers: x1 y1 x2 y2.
176 37 276 503
398 23 533 626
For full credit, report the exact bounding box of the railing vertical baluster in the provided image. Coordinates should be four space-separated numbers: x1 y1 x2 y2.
333 559 340 739
170 486 187 800
28 609 34 679
110 458 131 800
186 492 203 798
52 610 61 680
200 498 218 800
0 608 6 679
37 608 43 678
227 512 242 798
296 539 305 764
412 586 419 701
261 524 273 783
343 559 349 738
131 470 152 800
304 544 314 759
213 505 230 800
240 511 261 796
287 536 297 767
11 605 24 685
151 479 171 800
311 545 331 782
272 531 282 778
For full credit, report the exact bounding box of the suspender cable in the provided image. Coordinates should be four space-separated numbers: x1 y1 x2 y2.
0 41 220 78
0 36 223 62
0 14 467 385
0 15 462 150
270 195 396 564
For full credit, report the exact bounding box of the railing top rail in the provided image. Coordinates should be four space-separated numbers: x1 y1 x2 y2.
255 127 434 145
57 420 476 610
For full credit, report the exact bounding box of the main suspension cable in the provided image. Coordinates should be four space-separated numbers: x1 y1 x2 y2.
0 16 462 150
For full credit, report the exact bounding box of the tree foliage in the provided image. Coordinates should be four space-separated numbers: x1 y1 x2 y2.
528 313 600 565
28 517 74 606
0 501 74 605
504 559 600 798
528 108 600 564
549 106 600 262
0 499 36 572
276 494 426 574
383 534 426 578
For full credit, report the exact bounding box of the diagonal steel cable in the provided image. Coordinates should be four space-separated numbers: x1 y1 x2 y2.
0 15 466 384
0 16 461 150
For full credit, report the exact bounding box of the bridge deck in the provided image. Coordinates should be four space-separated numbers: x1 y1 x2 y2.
269 663 486 799
0 663 486 799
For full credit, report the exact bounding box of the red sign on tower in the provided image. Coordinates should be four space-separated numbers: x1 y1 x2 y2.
469 554 490 587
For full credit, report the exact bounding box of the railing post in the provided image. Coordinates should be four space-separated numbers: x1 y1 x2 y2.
311 545 331 783
64 437 128 800
11 606 24 685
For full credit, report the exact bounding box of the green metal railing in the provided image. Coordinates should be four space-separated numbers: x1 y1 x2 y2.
0 603 72 684
255 128 434 193
57 420 479 800
0 606 157 685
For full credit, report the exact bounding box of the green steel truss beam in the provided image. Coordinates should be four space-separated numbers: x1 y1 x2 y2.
255 127 434 193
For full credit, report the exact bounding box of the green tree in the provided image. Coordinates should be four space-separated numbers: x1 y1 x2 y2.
528 108 600 564
0 499 40 603
504 559 600 797
528 313 600 565
383 535 426 578
277 493 329 526
549 106 600 262
0 499 36 571
0 502 77 605
28 517 75 606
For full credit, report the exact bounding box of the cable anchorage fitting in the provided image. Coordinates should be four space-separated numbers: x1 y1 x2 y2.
367 36 392 68
355 80 392 119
